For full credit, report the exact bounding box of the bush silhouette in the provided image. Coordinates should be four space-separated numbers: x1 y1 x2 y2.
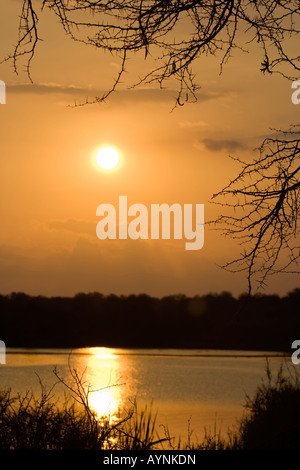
238 364 300 450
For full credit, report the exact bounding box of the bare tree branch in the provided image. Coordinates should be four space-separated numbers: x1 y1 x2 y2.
211 127 300 293
3 1 300 104
3 0 40 81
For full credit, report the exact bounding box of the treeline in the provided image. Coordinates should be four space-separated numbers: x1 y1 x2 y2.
0 290 299 351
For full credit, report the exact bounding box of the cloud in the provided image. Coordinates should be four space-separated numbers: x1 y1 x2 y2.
7 82 180 103
111 89 225 104
7 82 227 104
179 120 207 129
201 138 247 152
258 128 300 141
8 83 93 96
48 219 95 236
0 236 294 298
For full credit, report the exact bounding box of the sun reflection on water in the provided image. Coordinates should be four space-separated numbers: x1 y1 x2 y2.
88 387 118 420
81 347 125 422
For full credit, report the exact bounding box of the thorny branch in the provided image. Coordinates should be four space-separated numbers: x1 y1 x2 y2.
3 1 300 104
211 127 300 293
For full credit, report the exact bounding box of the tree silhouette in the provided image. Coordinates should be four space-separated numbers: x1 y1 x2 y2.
5 0 300 291
1 291 300 349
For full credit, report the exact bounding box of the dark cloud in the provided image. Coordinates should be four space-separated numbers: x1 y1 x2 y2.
7 83 92 96
48 219 95 236
202 138 246 152
113 89 225 104
7 82 226 104
258 129 300 141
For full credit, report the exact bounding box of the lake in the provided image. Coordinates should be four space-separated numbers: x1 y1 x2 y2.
0 348 289 444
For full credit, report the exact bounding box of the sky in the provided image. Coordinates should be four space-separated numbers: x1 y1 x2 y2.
0 2 298 298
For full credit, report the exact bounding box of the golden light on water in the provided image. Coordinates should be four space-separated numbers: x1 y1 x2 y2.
92 347 117 360
82 347 125 422
88 386 118 419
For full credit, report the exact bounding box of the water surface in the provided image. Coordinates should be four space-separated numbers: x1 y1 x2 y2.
1 348 288 442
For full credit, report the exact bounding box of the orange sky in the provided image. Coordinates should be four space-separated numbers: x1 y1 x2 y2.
0 2 298 297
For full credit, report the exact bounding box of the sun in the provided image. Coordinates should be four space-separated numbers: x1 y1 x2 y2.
96 147 120 170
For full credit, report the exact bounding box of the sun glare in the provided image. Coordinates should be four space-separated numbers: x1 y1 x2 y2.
96 147 120 170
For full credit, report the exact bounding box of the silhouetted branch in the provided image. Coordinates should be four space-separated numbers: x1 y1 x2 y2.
211 127 300 293
4 1 300 104
1 0 40 81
